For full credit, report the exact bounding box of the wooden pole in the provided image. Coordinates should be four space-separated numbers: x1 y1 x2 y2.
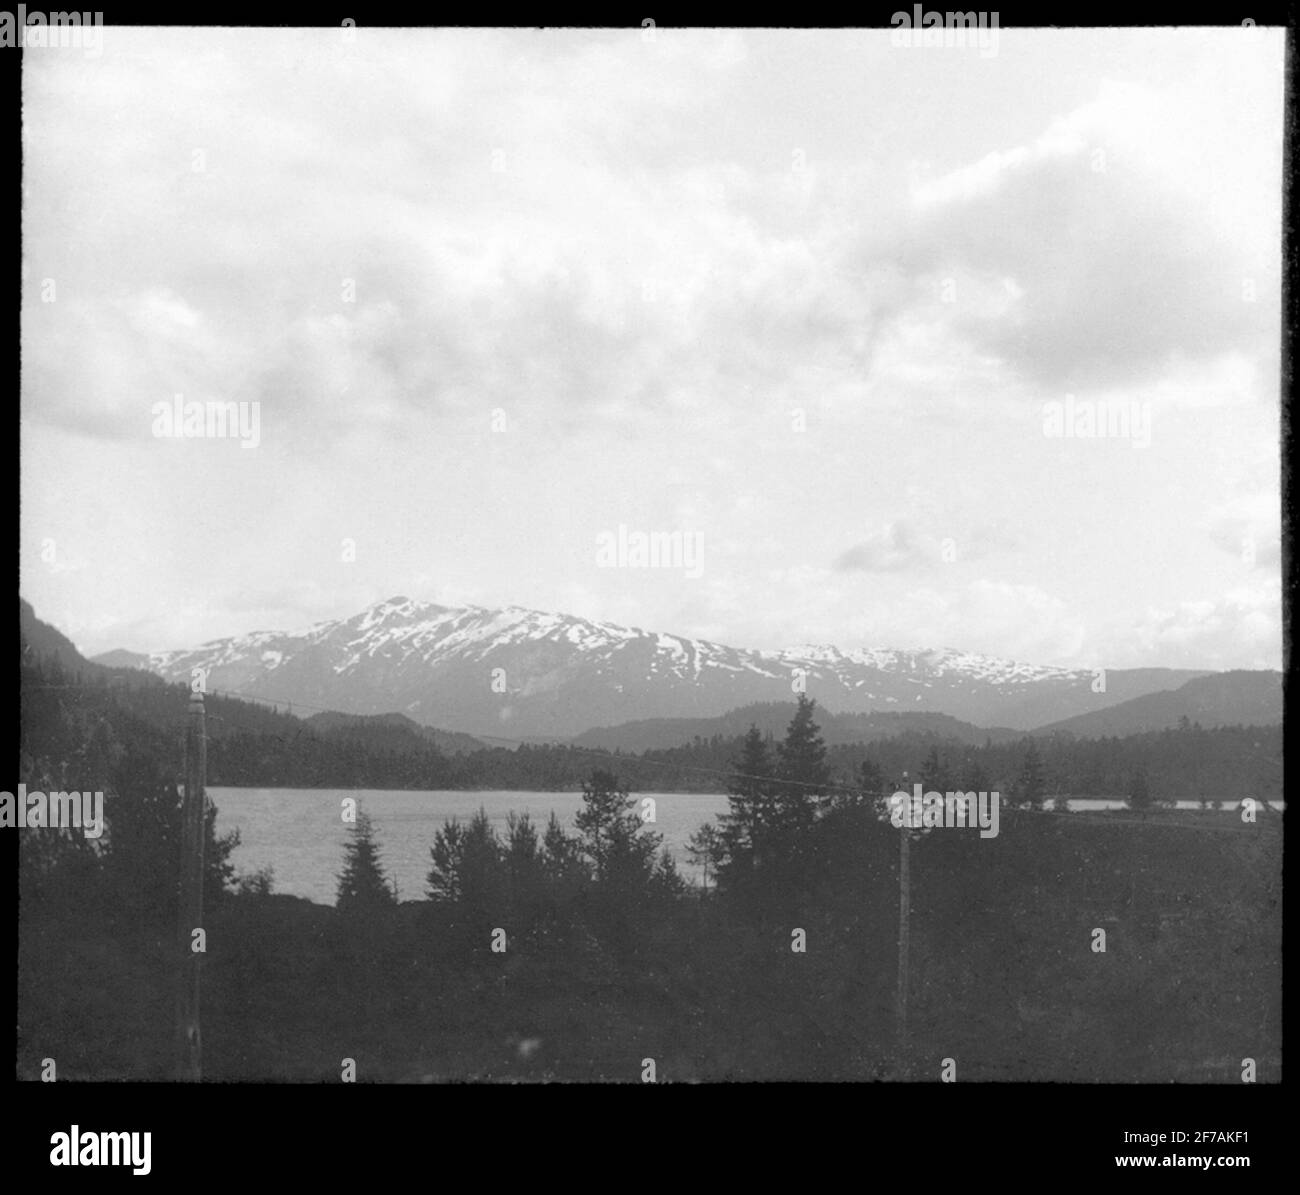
896 820 910 1074
894 771 912 1079
176 690 206 1081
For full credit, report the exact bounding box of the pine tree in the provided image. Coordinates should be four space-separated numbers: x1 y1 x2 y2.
741 695 828 893
336 810 396 910
574 769 660 888
1129 768 1152 819
427 807 503 909
837 755 884 816
857 756 884 799
963 759 990 794
537 810 586 935
920 745 951 794
572 770 666 955
541 810 586 886
651 847 687 898
720 725 778 864
96 747 240 921
504 811 544 916
1015 742 1045 810
685 822 723 893
776 695 831 820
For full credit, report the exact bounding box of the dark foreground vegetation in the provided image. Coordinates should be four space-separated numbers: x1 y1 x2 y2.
18 675 1282 1082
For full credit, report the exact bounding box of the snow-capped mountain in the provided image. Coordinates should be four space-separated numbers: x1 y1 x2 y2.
94 595 1211 740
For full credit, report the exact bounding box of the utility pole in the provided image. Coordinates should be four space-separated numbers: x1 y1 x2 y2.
176 690 206 1081
896 772 911 1077
897 823 911 1063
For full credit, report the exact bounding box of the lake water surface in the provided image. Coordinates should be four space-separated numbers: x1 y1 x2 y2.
211 788 732 905
210 788 1274 905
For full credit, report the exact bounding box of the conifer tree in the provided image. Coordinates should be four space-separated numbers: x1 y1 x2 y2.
574 769 660 888
756 696 828 886
541 810 586 886
852 756 886 814
685 822 723 893
1129 768 1152 819
720 725 778 863
776 695 831 822
427 807 502 909
963 758 990 794
920 745 952 794
1015 741 1046 810
337 810 396 910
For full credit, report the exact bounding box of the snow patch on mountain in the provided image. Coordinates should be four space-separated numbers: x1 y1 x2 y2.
99 594 1204 737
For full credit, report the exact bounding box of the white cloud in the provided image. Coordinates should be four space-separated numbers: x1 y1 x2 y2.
1111 585 1281 670
19 28 1284 672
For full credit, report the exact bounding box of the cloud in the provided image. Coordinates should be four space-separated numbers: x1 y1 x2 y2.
1203 492 1281 571
896 580 1089 665
19 30 1283 671
1111 585 1281 670
893 80 1280 394
834 521 922 572
24 43 1280 454
25 30 831 444
683 564 1088 666
834 517 1018 573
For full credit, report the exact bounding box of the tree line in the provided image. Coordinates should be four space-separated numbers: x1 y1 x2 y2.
22 650 1280 803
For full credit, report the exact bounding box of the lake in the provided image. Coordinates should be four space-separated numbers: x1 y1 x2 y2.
210 789 1277 905
210 788 732 905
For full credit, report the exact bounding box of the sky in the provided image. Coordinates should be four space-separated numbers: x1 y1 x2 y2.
20 25 1286 670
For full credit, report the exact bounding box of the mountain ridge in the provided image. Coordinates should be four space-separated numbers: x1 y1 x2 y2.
1032 670 1282 738
87 593 1220 739
572 702 1025 753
